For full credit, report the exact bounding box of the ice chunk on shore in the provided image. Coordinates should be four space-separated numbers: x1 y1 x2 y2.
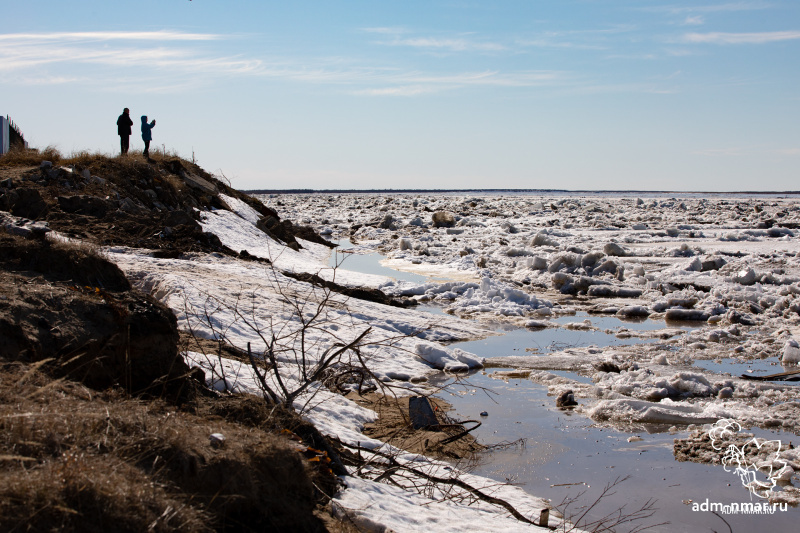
783 339 800 365
415 343 484 372
588 398 725 425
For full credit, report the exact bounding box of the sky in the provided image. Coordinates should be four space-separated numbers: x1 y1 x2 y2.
2 1 798 191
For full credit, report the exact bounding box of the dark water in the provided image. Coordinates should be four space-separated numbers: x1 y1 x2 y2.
695 357 800 385
438 372 798 532
452 313 692 356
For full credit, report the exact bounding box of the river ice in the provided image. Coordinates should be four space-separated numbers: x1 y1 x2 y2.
109 191 800 531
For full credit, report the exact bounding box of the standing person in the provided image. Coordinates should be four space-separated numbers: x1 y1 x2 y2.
116 108 133 155
141 115 156 158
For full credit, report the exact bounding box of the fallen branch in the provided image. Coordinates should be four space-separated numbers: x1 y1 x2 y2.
335 439 553 529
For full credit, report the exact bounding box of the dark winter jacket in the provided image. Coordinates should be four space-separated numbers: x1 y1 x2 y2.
117 112 133 136
141 116 155 141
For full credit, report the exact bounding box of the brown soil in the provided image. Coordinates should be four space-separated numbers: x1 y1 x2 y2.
0 232 191 402
0 153 330 256
351 392 483 461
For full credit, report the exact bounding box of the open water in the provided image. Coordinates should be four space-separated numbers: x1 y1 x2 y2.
327 240 800 531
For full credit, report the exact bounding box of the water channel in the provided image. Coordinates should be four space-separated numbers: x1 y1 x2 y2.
329 242 798 531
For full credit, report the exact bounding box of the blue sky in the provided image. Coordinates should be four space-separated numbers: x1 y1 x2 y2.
2 1 798 191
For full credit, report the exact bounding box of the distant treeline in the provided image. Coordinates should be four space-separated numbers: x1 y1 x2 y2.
245 188 800 196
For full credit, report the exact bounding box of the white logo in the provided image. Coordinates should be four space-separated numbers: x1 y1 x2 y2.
708 419 788 499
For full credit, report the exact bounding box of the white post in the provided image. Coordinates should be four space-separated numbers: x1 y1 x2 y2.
0 117 8 155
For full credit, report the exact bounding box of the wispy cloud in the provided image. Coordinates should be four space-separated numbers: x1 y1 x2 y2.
664 48 700 56
0 30 566 95
517 37 607 50
403 70 564 87
366 26 628 52
0 43 260 74
602 53 658 60
362 27 408 35
386 37 506 52
0 30 257 79
568 82 678 95
643 2 773 15
352 69 569 96
354 86 436 96
517 25 635 51
11 75 84 85
0 31 221 42
0 28 655 97
683 31 800 44
363 28 506 52
683 15 705 25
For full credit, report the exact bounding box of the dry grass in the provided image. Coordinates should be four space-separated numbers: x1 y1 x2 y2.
0 147 204 209
0 145 64 167
0 364 209 532
353 392 483 461
0 362 337 532
1 146 188 168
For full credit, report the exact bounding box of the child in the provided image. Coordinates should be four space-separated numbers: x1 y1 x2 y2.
141 115 156 158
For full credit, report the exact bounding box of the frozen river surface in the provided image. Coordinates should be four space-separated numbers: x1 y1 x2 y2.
323 232 800 530
110 191 800 531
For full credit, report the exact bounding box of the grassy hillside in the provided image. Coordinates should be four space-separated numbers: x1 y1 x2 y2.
0 147 357 532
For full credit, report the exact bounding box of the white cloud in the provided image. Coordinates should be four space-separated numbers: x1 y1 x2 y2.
0 30 242 75
518 38 607 50
403 70 563 87
361 27 407 35
9 75 84 85
364 28 507 52
602 53 658 60
354 86 437 96
0 42 259 74
348 69 570 96
516 26 634 51
0 31 221 42
683 31 800 44
643 2 773 15
373 34 507 52
388 37 506 52
664 48 699 56
568 82 678 95
683 15 705 25
0 32 563 94
0 28 647 97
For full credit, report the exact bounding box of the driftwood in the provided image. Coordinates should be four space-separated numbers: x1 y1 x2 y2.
740 369 800 381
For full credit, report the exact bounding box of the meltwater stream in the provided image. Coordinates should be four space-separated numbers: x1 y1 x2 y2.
329 243 799 531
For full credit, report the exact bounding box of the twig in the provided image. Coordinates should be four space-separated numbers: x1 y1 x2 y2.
335 439 551 529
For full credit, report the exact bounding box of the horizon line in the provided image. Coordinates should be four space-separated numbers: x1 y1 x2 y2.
244 188 800 195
